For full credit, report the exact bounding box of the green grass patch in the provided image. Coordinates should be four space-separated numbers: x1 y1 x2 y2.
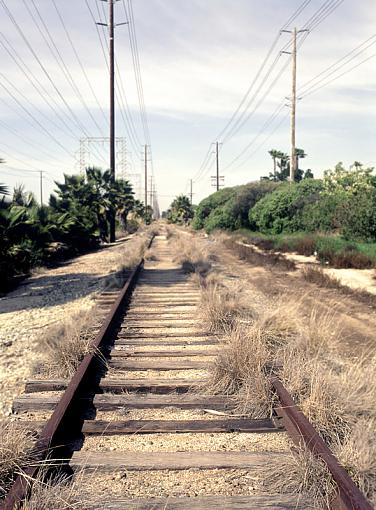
235 230 376 269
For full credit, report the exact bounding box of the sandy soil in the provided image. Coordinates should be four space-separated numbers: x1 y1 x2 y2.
81 431 290 453
0 235 141 417
211 235 376 356
78 469 283 499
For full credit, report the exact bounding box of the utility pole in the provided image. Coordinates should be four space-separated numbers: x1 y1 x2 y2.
98 0 127 242
290 27 297 182
211 142 224 191
108 0 116 241
215 141 220 191
39 171 43 206
189 179 193 205
144 144 148 208
281 27 308 182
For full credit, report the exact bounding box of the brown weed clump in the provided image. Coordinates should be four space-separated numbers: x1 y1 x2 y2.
264 447 336 509
199 284 251 334
172 237 212 276
36 308 100 377
23 473 91 510
223 238 296 271
207 324 271 417
301 266 341 289
0 422 35 499
335 418 376 507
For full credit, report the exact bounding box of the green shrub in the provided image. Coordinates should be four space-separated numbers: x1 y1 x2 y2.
193 181 278 232
192 187 239 230
249 180 324 234
337 190 376 242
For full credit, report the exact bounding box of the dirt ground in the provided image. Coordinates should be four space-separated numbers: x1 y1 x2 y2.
0 235 138 417
205 234 376 358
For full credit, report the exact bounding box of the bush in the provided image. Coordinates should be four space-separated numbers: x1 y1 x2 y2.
338 190 376 242
193 181 278 233
249 180 324 234
192 187 239 230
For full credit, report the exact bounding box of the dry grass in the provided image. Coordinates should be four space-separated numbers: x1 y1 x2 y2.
302 265 376 309
0 422 35 499
171 236 212 276
264 447 336 509
35 308 102 378
335 418 376 507
104 235 152 290
223 237 296 271
23 473 91 510
199 283 252 334
207 324 272 417
206 284 376 504
301 266 342 288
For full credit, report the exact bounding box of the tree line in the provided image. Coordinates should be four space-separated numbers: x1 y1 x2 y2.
0 167 152 291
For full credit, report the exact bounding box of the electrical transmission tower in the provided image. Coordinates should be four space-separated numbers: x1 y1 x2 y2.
76 137 127 175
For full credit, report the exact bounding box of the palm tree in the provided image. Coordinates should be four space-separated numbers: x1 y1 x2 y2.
268 150 279 177
351 161 363 171
0 184 8 195
295 148 307 171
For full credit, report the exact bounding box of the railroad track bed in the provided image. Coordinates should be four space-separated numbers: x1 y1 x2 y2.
4 234 372 509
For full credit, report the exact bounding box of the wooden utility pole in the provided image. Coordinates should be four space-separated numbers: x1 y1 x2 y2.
281 27 308 181
144 144 148 208
189 179 193 204
216 141 220 191
109 0 116 241
290 27 297 182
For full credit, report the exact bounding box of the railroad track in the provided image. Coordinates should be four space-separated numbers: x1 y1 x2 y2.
3 233 372 509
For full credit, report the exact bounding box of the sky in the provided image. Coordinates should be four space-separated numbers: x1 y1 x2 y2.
1 0 376 211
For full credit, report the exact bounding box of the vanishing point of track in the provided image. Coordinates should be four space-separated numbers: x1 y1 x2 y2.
3 232 372 509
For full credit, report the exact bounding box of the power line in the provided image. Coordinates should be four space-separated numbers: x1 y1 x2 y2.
301 51 376 99
0 33 85 141
0 1 92 137
298 34 376 97
51 0 109 128
95 0 143 155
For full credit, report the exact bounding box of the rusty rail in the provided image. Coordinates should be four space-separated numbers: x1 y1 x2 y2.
271 376 373 510
2 250 148 510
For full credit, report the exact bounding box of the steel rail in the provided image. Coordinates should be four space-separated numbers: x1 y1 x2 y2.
2 240 152 510
271 376 373 510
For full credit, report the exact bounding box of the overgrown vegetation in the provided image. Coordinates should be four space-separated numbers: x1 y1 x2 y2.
197 258 376 506
0 167 150 292
0 422 35 499
192 162 376 269
165 195 194 224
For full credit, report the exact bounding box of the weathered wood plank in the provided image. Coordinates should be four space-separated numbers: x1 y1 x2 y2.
91 495 305 510
108 359 208 370
82 418 281 435
115 339 217 347
117 332 210 339
121 323 199 329
110 350 217 358
93 393 232 409
24 378 205 394
13 394 61 412
71 451 288 472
